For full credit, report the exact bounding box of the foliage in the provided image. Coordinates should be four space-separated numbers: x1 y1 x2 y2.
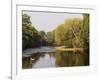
39 31 47 46
22 14 41 49
54 18 83 48
46 31 55 45
22 13 89 50
81 14 89 49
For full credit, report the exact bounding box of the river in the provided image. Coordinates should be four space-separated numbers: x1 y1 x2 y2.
22 46 89 69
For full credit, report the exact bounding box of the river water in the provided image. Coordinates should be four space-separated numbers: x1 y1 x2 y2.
22 46 89 69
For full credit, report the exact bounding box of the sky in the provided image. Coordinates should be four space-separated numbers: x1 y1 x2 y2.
23 11 83 32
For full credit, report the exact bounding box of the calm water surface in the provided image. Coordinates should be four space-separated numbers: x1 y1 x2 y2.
22 47 89 69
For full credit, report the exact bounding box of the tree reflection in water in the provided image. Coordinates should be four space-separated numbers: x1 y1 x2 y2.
55 50 89 67
22 53 44 69
22 51 89 69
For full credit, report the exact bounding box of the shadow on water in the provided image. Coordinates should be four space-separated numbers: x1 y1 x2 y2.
22 50 89 69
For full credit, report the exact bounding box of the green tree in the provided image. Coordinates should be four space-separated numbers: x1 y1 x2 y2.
81 14 89 49
22 14 41 49
46 31 54 45
39 31 47 46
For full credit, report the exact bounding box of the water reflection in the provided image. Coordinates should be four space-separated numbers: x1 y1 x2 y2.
22 51 89 69
55 51 89 67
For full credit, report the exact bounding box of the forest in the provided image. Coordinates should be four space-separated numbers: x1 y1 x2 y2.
22 13 89 50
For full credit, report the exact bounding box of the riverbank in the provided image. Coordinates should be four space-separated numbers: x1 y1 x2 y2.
55 47 83 52
22 46 55 57
22 46 85 57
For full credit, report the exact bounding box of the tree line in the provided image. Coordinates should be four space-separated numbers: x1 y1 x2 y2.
22 14 89 50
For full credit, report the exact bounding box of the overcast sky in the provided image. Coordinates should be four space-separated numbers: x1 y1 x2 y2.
23 11 83 32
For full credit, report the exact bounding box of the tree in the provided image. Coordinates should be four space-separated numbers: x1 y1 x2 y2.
39 31 47 46
81 14 89 49
46 31 54 45
22 14 41 49
54 24 65 46
64 18 83 48
54 18 83 48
